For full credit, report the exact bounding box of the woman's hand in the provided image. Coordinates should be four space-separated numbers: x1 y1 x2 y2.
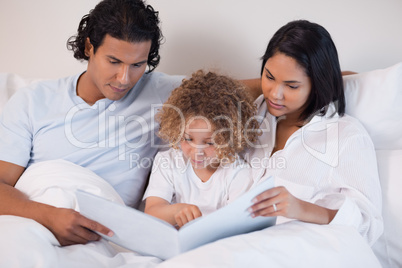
248 186 338 224
44 207 113 246
174 204 202 228
248 186 303 220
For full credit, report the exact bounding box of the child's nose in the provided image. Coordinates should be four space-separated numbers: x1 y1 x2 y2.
191 146 205 156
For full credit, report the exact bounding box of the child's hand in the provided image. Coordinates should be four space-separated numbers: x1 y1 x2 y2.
174 204 202 228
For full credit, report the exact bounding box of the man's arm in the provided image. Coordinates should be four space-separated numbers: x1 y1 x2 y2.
341 71 358 76
0 160 113 246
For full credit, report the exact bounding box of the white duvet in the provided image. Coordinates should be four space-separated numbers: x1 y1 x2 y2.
0 160 381 268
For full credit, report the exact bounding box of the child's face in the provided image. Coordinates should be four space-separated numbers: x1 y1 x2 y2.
180 118 219 171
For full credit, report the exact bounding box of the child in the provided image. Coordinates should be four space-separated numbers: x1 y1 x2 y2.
143 70 261 228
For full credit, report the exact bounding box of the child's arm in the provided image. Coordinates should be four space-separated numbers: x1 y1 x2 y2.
144 196 202 228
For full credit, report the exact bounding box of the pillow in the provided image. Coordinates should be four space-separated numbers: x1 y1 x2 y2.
343 62 402 150
15 159 125 211
371 150 402 267
0 73 35 114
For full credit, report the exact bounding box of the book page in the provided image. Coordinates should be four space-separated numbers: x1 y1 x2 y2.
76 190 180 259
178 177 276 253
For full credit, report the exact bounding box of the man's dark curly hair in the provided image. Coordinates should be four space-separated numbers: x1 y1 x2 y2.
67 0 162 72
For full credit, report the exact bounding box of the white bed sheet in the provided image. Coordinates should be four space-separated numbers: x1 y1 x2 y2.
0 159 162 268
0 159 381 267
158 221 381 268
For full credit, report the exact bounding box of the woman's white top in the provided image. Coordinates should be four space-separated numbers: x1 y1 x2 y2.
245 95 383 245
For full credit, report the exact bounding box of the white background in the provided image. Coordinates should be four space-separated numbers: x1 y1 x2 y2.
1 0 401 79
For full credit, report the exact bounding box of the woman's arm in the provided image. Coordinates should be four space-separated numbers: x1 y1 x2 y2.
249 121 382 244
249 186 337 224
341 71 358 75
324 133 383 245
145 196 202 228
240 78 262 101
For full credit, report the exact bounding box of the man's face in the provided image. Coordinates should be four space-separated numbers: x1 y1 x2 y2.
80 34 151 104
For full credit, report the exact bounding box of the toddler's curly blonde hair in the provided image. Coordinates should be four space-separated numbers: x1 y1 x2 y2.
156 70 261 162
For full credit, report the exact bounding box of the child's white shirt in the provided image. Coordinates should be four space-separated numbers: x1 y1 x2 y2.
143 148 259 216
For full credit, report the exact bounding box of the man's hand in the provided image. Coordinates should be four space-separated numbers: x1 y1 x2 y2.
0 161 114 246
45 207 114 246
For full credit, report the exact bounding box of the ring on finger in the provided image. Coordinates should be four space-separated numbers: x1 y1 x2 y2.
272 203 277 212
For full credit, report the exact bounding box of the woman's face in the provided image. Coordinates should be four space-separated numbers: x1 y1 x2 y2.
261 52 311 122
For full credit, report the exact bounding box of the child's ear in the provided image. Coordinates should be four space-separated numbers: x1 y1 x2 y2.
84 37 93 58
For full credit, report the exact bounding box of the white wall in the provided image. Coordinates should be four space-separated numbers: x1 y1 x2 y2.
1 0 401 80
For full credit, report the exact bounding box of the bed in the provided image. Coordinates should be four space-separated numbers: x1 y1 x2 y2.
0 62 401 267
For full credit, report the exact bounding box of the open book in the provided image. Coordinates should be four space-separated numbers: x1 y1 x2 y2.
76 177 276 260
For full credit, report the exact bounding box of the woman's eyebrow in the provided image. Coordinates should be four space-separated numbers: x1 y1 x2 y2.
265 67 301 83
265 67 274 78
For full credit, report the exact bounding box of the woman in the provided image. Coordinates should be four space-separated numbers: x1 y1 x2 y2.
247 20 382 245
157 20 383 268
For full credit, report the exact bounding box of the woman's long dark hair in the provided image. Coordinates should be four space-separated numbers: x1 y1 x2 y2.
261 20 345 120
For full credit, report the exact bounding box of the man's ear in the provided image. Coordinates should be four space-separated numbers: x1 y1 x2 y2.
84 38 93 58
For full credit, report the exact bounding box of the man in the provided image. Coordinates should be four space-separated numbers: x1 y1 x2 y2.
0 0 184 247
